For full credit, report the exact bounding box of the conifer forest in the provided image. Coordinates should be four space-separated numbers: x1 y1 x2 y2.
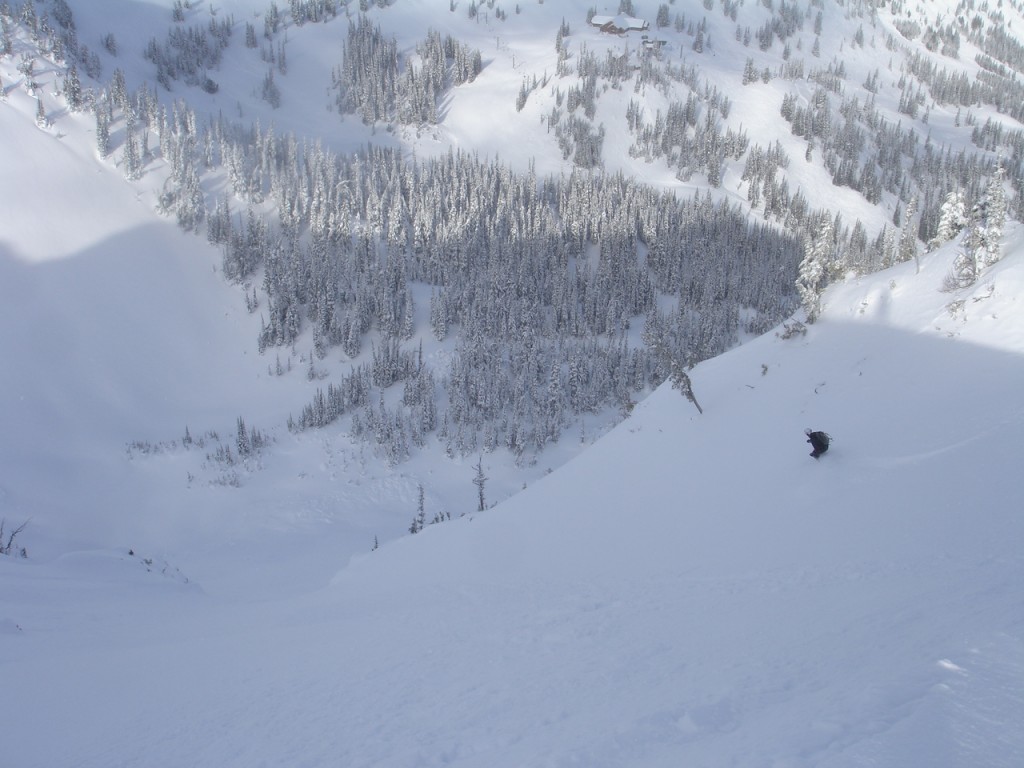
5 0 1022 465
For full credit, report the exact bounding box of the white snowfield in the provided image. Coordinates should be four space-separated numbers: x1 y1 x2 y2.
2 0 1023 766
3 139 1022 762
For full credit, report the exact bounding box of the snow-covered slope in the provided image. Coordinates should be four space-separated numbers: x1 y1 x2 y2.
3 0 1024 765
3 208 1023 765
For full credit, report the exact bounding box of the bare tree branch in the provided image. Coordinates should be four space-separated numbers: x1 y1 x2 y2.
0 518 29 556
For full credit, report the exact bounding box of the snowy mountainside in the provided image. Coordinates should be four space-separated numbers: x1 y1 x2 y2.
2 222 1023 767
2 1 1024 764
3 0 1022 497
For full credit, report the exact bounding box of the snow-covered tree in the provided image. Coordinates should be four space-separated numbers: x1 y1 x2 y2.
931 189 967 250
62 64 82 111
261 68 281 109
122 127 141 180
34 96 47 128
982 163 1007 267
796 216 833 323
897 195 919 272
236 416 251 457
669 358 703 414
949 230 981 289
94 101 110 157
473 457 487 512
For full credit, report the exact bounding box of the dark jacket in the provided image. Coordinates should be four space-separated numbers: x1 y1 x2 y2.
807 430 830 457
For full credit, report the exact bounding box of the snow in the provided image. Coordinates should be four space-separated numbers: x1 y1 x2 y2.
2 1 1024 766
4 187 1023 765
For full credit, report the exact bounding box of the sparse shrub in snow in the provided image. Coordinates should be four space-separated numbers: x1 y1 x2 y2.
409 482 453 534
778 320 806 339
0 519 28 558
128 548 191 583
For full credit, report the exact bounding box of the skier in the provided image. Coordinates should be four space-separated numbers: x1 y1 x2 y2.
805 428 831 459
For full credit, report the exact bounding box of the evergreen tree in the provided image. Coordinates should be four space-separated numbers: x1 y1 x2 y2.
897 195 919 272
656 4 670 28
261 68 281 108
669 357 703 414
63 64 82 111
35 96 47 128
693 27 704 54
796 216 833 323
932 189 967 249
949 194 990 289
95 102 110 157
416 483 426 529
111 68 128 110
122 127 141 180
983 163 1007 267
236 416 251 457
